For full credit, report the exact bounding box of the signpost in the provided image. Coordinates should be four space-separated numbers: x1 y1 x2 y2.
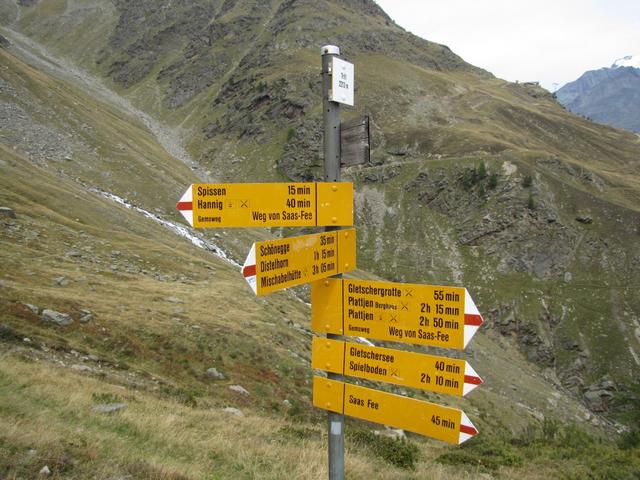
242 229 356 295
175 44 485 479
313 376 478 445
322 45 349 480
311 278 483 350
176 182 353 228
312 337 482 397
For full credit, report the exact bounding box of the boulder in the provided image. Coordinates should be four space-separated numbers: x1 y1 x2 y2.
583 379 616 412
54 276 69 286
229 385 249 395
0 207 16 218
92 403 127 414
41 309 73 326
374 427 406 440
222 407 244 417
19 302 40 315
71 364 92 373
206 367 225 380
79 309 93 323
584 389 613 412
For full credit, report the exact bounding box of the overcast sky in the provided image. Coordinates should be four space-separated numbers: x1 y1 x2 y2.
374 0 640 91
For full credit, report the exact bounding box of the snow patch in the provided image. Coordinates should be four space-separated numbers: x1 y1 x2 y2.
612 54 640 69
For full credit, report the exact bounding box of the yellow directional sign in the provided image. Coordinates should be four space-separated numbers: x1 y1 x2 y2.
311 338 482 397
311 278 483 350
313 376 478 444
242 229 356 295
176 182 353 228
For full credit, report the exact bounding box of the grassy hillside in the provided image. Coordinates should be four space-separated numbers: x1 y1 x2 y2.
1 126 638 479
4 38 637 478
1 0 640 477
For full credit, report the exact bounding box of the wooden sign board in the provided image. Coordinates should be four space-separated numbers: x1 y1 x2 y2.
341 116 370 167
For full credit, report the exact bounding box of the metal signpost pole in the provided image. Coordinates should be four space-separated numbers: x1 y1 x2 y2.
321 44 344 480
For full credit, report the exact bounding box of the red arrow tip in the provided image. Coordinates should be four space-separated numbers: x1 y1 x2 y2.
464 375 483 386
243 264 256 278
176 201 193 211
460 424 478 436
464 313 483 327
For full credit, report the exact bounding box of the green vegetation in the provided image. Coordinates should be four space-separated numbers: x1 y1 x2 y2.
478 161 488 180
256 81 268 93
527 191 535 209
348 430 420 470
287 127 296 142
461 161 497 194
619 430 640 450
438 435 523 471
438 421 640 478
488 172 498 189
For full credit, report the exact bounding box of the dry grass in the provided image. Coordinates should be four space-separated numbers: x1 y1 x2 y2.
0 354 494 479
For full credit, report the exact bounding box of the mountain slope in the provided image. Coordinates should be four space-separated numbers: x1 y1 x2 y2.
3 0 640 416
1 0 640 476
556 60 640 133
3 30 630 479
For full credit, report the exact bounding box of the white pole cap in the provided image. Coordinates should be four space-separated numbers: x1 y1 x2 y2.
321 45 340 55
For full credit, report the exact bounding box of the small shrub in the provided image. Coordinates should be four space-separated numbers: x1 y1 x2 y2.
527 192 535 210
462 168 479 188
488 173 498 189
284 401 305 422
0 323 22 343
512 422 538 447
522 175 533 188
286 127 296 142
349 430 419 470
478 161 487 180
542 417 559 441
437 435 523 471
175 388 200 407
279 425 321 441
618 429 640 450
91 392 123 404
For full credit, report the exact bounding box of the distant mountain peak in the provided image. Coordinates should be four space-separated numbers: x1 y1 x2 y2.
556 56 640 133
611 54 640 69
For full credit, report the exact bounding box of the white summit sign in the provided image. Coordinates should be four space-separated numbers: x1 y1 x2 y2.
330 57 354 106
